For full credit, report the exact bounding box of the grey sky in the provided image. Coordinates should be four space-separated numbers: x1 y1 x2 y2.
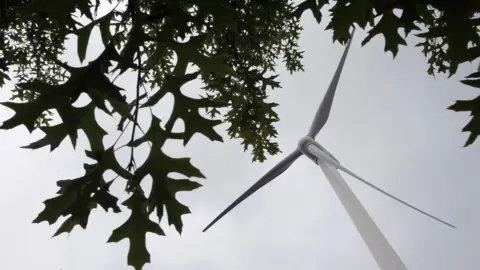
1 8 479 270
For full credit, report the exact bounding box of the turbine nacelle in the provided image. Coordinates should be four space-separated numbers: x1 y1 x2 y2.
297 135 340 164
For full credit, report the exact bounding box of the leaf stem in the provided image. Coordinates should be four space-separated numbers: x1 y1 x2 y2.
127 48 142 171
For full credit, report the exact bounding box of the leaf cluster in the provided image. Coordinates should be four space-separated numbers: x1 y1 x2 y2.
320 0 480 146
1 0 306 269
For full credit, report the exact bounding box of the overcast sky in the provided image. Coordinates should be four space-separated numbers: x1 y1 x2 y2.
1 7 479 270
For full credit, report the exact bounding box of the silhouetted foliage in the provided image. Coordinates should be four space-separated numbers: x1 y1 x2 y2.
0 0 478 269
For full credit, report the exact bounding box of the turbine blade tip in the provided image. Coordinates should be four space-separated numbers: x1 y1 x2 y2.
202 224 213 232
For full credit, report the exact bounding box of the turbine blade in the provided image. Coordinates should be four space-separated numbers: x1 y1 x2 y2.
203 149 302 232
310 147 456 228
307 29 355 138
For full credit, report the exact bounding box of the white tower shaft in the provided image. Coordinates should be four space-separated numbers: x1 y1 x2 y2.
307 144 408 270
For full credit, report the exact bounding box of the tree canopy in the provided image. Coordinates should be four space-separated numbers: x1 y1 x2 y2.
1 0 479 269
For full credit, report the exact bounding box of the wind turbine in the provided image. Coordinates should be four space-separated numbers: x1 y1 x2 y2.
203 29 455 270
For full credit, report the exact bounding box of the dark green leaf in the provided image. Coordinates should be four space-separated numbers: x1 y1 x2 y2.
362 11 406 57
75 23 94 63
448 95 480 146
108 189 164 270
33 148 131 236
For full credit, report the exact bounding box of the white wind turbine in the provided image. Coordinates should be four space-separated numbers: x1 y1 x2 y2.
202 30 455 270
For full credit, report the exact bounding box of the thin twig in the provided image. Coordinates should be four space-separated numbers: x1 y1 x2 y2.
140 84 154 149
113 120 132 150
127 49 142 170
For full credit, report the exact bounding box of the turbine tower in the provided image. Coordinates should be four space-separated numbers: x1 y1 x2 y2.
203 29 455 270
